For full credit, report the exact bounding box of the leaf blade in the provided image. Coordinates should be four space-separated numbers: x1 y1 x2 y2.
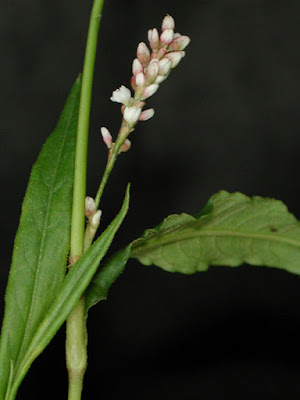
131 191 300 275
0 77 81 399
7 184 130 400
85 245 131 313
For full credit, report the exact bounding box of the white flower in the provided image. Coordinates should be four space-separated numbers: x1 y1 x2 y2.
110 85 132 105
123 106 142 126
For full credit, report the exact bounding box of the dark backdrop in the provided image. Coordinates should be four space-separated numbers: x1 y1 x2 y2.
1 0 300 399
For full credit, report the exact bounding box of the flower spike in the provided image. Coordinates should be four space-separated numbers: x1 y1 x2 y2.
108 14 190 150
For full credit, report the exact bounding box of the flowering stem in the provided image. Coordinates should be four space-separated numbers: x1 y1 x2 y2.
94 123 129 208
67 0 105 399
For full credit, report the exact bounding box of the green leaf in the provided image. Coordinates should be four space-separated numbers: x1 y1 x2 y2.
5 185 130 400
85 245 131 313
131 191 300 275
0 77 81 400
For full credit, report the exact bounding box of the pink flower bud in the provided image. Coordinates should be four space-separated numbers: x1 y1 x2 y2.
156 47 167 60
145 60 159 84
110 85 132 105
169 35 191 51
160 29 174 45
124 106 142 126
130 76 137 91
132 58 143 76
100 126 113 149
142 84 159 100
139 108 155 121
137 42 151 68
119 139 131 153
148 28 160 50
91 209 102 228
85 196 96 217
135 72 146 87
162 15 175 31
158 58 171 75
165 51 185 68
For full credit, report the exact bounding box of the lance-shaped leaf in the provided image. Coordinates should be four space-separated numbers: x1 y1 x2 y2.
5 185 130 400
85 245 131 313
131 191 300 275
0 77 81 399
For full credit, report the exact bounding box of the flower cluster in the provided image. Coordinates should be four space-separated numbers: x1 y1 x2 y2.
85 196 101 227
101 14 190 152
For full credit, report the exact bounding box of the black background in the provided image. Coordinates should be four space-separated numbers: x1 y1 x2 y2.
1 0 300 399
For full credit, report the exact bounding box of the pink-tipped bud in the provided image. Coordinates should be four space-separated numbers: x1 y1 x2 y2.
119 138 132 153
165 51 185 68
160 29 174 45
85 196 96 217
91 209 102 228
100 127 113 149
148 28 160 50
110 85 132 106
145 60 159 84
158 58 172 76
139 108 155 121
142 84 159 100
137 42 151 68
156 47 167 60
135 72 146 87
162 15 175 31
169 35 191 51
132 58 143 76
124 106 142 126
130 76 137 91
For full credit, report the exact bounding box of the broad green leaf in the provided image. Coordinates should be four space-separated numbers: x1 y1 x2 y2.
85 245 131 313
0 77 81 400
5 186 130 400
131 191 300 275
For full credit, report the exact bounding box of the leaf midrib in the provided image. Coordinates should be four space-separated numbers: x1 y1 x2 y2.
131 228 300 257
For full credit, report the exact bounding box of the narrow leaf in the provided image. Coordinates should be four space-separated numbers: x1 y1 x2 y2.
131 191 300 275
85 245 131 313
0 77 81 399
6 185 130 400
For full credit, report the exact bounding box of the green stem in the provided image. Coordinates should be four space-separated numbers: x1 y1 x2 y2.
67 1 105 399
66 298 87 400
70 0 105 260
